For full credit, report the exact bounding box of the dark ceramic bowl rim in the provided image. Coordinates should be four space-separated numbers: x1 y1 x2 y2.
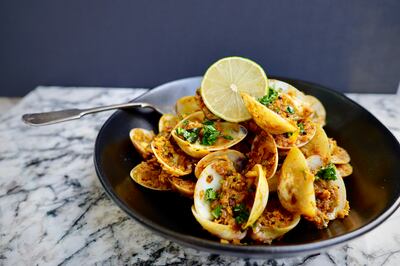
94 76 400 257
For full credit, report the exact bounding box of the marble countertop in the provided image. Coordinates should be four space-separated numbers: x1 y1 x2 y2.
0 87 399 265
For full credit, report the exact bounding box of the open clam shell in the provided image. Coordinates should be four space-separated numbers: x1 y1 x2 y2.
269 79 308 104
307 174 349 228
192 162 268 241
305 95 326 126
336 163 353 178
158 114 179 134
171 111 247 158
250 197 301 244
246 131 278 179
278 147 317 217
193 161 246 241
241 92 297 134
194 149 246 178
175 95 202 118
191 206 247 241
151 134 193 176
269 79 321 121
169 176 196 198
243 164 269 229
274 119 316 150
129 128 155 159
130 159 171 191
301 124 331 166
331 146 351 164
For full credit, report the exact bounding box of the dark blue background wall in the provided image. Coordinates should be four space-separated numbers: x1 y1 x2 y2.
0 1 399 96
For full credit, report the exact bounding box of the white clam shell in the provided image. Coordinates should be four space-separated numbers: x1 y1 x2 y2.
171 111 247 158
278 147 317 217
129 128 155 158
194 149 246 178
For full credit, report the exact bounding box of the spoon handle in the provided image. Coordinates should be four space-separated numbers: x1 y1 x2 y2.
22 102 156 126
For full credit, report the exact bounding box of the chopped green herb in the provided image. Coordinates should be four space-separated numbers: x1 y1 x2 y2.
286 106 295 114
233 203 246 212
258 87 279 106
211 205 222 219
203 120 214 126
175 127 200 143
316 163 337 181
176 127 185 135
233 203 249 225
285 132 293 138
298 122 305 135
201 124 220 145
182 120 189 126
223 135 234 140
205 188 218 201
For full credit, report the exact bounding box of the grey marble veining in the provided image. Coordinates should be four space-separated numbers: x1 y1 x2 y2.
0 87 399 266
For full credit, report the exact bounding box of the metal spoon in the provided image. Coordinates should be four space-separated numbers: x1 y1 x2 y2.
22 102 167 126
22 76 203 126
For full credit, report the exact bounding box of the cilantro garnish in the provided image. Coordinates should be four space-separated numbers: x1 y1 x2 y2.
205 188 218 201
203 120 214 126
223 135 234 140
175 127 200 143
201 124 220 146
298 122 305 135
285 132 293 138
286 106 295 114
233 203 249 224
258 87 279 106
211 205 222 219
315 164 337 181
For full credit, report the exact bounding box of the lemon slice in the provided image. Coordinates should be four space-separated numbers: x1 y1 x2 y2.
201 57 268 122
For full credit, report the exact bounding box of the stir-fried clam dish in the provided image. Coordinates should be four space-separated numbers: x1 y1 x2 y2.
128 57 352 244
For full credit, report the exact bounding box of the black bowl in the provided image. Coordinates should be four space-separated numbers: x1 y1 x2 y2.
94 77 400 257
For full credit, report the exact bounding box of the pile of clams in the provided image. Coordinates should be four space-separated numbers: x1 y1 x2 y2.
128 79 352 244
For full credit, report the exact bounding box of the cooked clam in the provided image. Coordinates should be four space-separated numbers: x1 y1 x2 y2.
335 163 353 178
171 111 247 158
175 95 202 118
268 79 311 117
306 174 349 228
191 206 247 241
250 197 301 244
194 149 246 178
151 134 193 176
130 158 171 191
158 114 179 133
193 161 246 240
241 92 297 134
274 118 316 149
129 128 155 159
306 155 325 175
278 147 317 217
269 80 324 122
329 138 351 164
269 79 307 103
331 146 351 164
301 124 331 166
246 131 278 179
305 95 326 126
169 176 196 197
243 164 269 229
192 161 268 241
